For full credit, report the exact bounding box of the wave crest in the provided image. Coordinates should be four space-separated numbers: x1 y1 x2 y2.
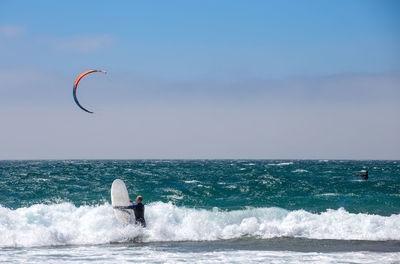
1 202 399 247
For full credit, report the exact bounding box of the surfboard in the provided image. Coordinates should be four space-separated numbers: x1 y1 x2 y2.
111 179 131 225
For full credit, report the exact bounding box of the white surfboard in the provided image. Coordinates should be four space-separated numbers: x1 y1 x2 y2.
111 179 131 224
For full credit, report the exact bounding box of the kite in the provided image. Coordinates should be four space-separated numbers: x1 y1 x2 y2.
73 70 106 113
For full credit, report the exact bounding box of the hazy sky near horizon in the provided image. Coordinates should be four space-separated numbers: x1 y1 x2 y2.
0 0 399 159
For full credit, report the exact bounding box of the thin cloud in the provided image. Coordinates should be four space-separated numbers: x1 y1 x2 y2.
0 24 25 37
97 71 400 107
0 67 399 159
54 34 114 52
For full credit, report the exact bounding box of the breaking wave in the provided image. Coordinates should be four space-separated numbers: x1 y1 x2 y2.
1 202 399 247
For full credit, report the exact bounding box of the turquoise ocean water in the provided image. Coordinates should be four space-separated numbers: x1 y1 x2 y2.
1 160 399 263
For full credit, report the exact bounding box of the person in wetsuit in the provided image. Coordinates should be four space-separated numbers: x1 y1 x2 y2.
358 170 368 180
113 195 146 227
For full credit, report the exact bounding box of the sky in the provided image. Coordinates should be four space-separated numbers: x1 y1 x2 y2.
0 0 399 159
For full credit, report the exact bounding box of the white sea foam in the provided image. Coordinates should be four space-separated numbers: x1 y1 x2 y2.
1 247 399 264
292 169 308 173
164 195 184 200
1 203 400 247
162 188 182 195
268 162 294 166
183 180 200 184
316 193 338 197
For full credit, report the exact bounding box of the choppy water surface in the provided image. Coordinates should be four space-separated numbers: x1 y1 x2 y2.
1 160 399 263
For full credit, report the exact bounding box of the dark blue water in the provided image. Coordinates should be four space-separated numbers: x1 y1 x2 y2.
1 159 400 263
1 160 399 215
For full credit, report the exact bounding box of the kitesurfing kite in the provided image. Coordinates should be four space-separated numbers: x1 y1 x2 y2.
73 69 106 113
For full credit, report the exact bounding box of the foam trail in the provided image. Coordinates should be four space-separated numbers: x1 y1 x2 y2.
1 202 400 247
268 162 293 166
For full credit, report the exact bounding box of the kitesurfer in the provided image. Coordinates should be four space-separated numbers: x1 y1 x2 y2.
113 195 146 227
357 170 368 180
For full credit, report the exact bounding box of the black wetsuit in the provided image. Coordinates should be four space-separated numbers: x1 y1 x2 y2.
359 171 368 180
126 203 146 227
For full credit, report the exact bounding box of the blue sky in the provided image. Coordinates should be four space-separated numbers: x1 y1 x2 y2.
0 0 399 159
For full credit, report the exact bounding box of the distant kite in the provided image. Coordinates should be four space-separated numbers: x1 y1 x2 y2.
73 70 106 113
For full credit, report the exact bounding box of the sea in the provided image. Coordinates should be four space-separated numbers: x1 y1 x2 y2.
0 160 399 263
